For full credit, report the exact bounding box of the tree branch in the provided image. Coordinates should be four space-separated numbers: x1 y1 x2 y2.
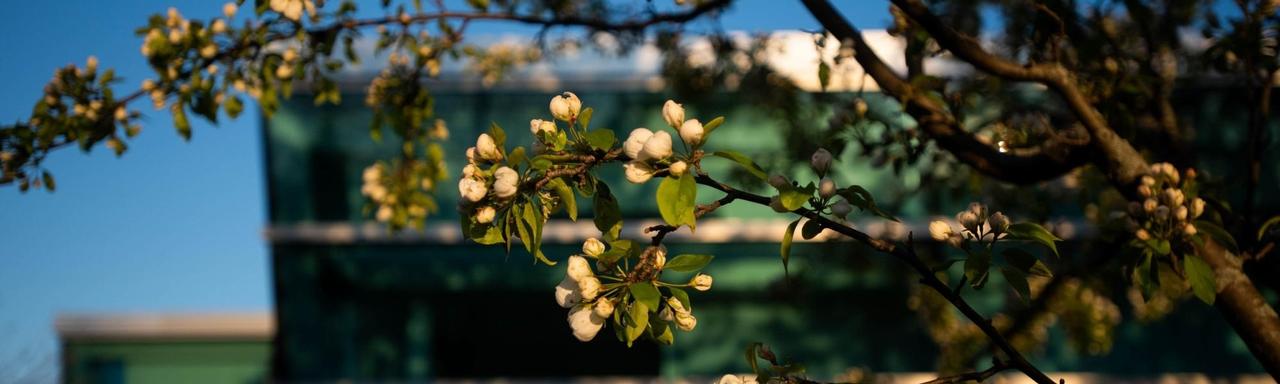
800 0 1091 185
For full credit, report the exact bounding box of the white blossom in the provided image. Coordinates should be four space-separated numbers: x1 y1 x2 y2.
375 205 393 222
640 131 674 161
555 276 582 308
223 2 238 18
928 220 953 241
679 119 704 147
810 148 833 174
530 118 556 136
674 311 697 331
1190 198 1205 218
623 128 654 159
582 238 605 257
1183 223 1198 236
475 206 496 224
567 304 605 341
492 166 519 199
691 273 713 291
669 161 688 177
593 299 615 318
578 276 601 301
666 296 687 313
768 174 790 189
955 211 980 232
653 245 667 270
458 177 487 203
988 212 1010 233
819 177 837 199
830 200 853 218
662 99 685 128
476 134 503 161
462 164 479 178
549 92 582 121
624 161 655 184
567 255 594 282
269 0 315 21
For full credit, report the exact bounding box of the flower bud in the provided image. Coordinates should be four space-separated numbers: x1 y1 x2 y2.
549 91 582 121
1190 198 1205 218
555 276 582 308
211 19 227 34
475 206 496 224
640 131 674 161
1154 205 1170 221
593 299 615 318
769 196 788 213
623 161 655 184
1164 188 1184 207
1135 229 1151 241
659 306 675 321
223 2 238 18
679 119 704 147
1138 184 1153 198
653 245 667 270
819 177 837 199
768 174 790 189
623 128 654 159
946 234 963 248
465 147 477 164
582 238 605 257
1143 199 1158 213
462 164 479 178
691 273 713 291
663 99 685 128
476 133 503 162
810 148 833 175
674 311 698 331
1174 206 1188 221
567 304 605 342
566 255 594 282
853 98 868 118
493 166 519 199
458 177 487 203
578 276 601 301
1183 223 1197 236
669 161 688 177
1141 175 1156 187
830 200 853 218
988 212 1010 233
530 118 556 136
956 211 980 232
376 205 393 222
666 296 686 314
928 220 953 241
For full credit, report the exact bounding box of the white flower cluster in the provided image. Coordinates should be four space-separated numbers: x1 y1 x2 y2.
269 0 316 22
1124 163 1204 242
928 202 1010 247
621 99 703 183
552 238 711 342
716 374 760 384
361 161 439 226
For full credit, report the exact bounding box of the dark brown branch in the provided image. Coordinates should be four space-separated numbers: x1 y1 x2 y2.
920 359 1011 384
691 172 1056 384
800 0 1091 185
889 0 1148 188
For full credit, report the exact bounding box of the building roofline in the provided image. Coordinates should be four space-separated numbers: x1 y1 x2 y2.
56 312 274 341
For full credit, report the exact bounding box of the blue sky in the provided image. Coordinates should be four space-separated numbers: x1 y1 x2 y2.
0 1 889 381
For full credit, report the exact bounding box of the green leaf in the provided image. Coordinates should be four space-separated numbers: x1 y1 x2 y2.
818 61 831 91
965 250 991 289
664 254 714 272
711 150 767 180
519 202 553 266
508 146 527 167
172 105 191 140
800 219 823 240
224 96 244 119
1184 253 1216 305
650 316 674 345
1002 248 1052 278
548 178 577 221
702 116 725 137
625 300 648 346
488 122 506 150
1259 216 1280 241
837 185 898 221
1005 222 1061 257
777 184 813 211
584 129 615 151
1001 267 1031 302
781 219 800 275
656 173 697 229
629 282 661 310
1195 220 1238 254
593 183 623 240
578 107 594 131
1134 252 1159 300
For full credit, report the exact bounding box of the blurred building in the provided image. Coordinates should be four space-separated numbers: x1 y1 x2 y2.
59 32 1278 383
